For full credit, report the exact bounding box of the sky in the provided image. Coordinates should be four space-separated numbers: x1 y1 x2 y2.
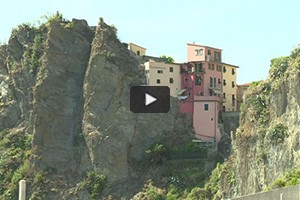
1 0 300 84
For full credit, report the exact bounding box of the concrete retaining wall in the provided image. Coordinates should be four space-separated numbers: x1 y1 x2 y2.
230 185 300 200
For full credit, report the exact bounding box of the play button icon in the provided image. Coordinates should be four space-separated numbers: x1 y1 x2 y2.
130 86 170 113
145 93 157 106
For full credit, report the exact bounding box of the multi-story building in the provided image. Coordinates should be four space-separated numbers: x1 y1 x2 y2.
144 60 181 97
179 43 224 142
187 43 223 97
179 62 221 142
187 43 222 63
222 63 239 111
127 42 147 56
143 43 239 142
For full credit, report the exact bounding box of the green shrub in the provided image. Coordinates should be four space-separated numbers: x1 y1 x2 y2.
144 181 165 200
145 143 168 165
34 171 46 185
172 142 207 153
266 169 300 191
166 184 180 200
269 56 289 79
186 187 210 200
41 11 64 24
78 171 107 200
268 123 288 143
290 45 300 59
246 93 270 126
0 130 32 198
11 161 30 184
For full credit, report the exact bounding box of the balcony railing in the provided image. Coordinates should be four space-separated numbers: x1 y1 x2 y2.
209 85 222 94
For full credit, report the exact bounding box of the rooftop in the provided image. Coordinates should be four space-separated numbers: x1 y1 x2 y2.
127 42 147 50
222 62 239 68
187 43 223 51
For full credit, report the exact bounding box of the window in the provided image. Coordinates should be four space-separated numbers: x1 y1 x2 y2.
214 52 218 61
187 66 193 73
213 77 216 87
157 70 163 74
223 93 226 98
232 95 236 107
170 67 173 72
209 90 214 96
208 64 215 71
185 77 189 83
223 66 227 73
232 68 235 75
169 78 174 84
196 76 202 86
208 49 211 55
137 51 140 56
204 104 209 111
223 79 227 86
218 78 221 84
232 81 235 88
217 65 222 72
222 106 226 111
200 91 203 96
218 52 221 62
195 49 203 56
188 92 191 96
145 70 149 74
210 77 213 87
195 63 203 72
156 79 160 84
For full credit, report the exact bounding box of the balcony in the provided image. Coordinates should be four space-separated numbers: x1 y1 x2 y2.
209 85 222 94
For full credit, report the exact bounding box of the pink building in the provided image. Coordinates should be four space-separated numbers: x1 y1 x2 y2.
179 43 223 142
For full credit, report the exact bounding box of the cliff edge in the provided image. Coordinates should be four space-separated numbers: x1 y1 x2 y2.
0 16 193 199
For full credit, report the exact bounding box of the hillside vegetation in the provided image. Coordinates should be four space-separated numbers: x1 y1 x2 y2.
208 46 300 199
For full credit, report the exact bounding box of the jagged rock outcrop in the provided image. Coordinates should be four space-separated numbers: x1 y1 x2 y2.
0 17 193 199
214 49 300 199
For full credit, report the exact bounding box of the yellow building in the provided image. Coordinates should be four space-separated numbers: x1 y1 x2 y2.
127 43 146 56
144 60 181 97
222 63 239 111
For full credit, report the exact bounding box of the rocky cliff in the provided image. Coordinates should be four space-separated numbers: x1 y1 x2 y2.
0 16 193 199
209 47 300 199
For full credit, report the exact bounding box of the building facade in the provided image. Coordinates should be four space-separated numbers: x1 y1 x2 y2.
187 43 222 63
222 63 239 111
180 61 221 142
144 60 181 97
142 42 240 143
180 43 223 142
127 42 147 56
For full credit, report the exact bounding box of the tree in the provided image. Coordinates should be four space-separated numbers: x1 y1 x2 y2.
160 55 174 63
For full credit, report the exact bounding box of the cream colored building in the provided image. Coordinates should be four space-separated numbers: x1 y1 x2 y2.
127 43 146 56
222 63 239 111
144 61 181 97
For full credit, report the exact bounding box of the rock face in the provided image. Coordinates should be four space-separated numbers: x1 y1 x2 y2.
216 51 300 199
0 18 193 198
